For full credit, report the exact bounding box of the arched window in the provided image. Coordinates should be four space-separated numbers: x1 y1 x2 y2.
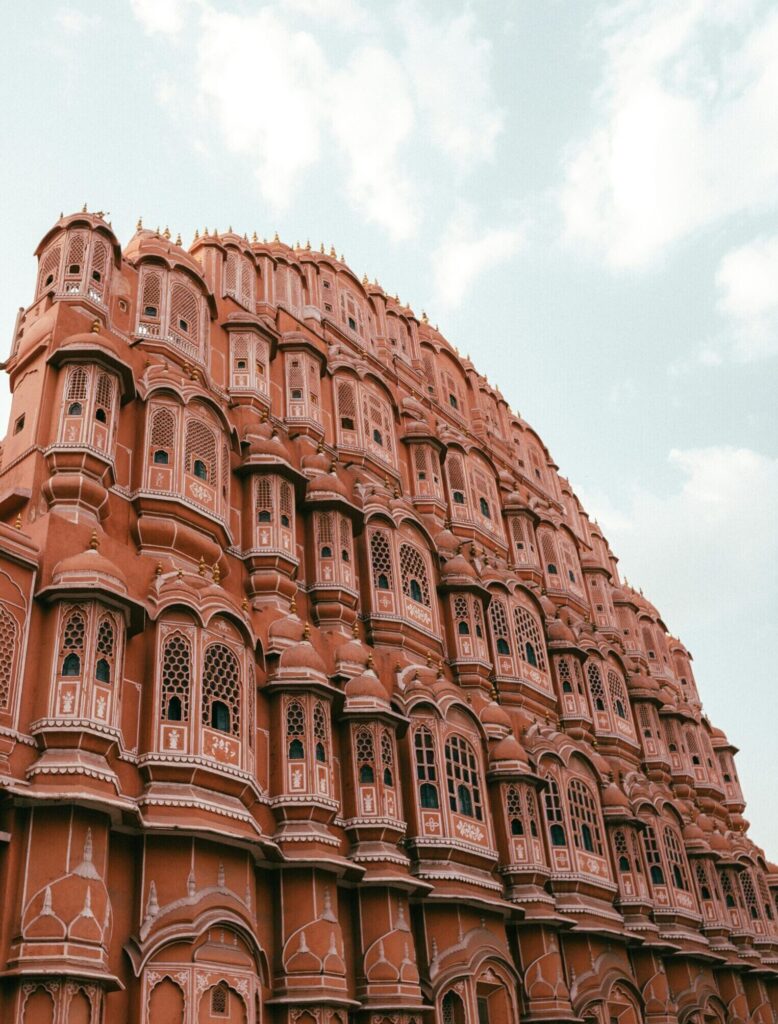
201 643 240 738
60 609 86 677
286 700 306 760
414 727 439 808
370 529 394 595
567 778 604 855
663 825 689 891
587 662 606 712
513 605 547 671
356 727 375 784
313 701 328 763
381 729 394 787
161 632 191 722
543 777 566 847
445 734 483 821
642 824 665 885
399 543 431 607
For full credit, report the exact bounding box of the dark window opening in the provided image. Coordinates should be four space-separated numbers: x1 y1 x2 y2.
62 653 81 676
166 696 182 721
420 782 438 808
211 700 230 733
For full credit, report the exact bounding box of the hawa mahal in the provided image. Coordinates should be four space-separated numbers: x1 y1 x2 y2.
0 209 775 1023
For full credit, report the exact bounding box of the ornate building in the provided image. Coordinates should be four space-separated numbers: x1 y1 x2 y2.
0 209 775 1024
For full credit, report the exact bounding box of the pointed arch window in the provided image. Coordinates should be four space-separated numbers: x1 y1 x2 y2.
201 643 240 737
414 727 439 809
567 778 604 855
445 734 483 821
543 777 566 847
161 632 191 722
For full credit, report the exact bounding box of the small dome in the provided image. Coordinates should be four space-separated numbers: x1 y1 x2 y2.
480 701 511 728
490 735 529 764
53 545 127 594
278 639 327 675
345 666 388 703
602 783 631 810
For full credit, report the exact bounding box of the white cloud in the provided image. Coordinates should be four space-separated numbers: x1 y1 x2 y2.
431 206 525 310
399 4 504 165
197 8 326 211
130 0 190 35
715 235 778 360
129 0 504 241
578 445 778 625
559 1 778 268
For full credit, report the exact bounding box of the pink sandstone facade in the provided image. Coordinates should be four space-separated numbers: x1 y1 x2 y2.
0 208 775 1024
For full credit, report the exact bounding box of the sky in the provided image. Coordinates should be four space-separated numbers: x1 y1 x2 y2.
0 0 776 852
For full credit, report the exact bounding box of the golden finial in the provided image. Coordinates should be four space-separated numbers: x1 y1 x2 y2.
303 621 311 641
91 318 100 333
305 239 311 251
176 232 182 246
273 230 280 243
155 561 163 576
89 530 99 551
136 216 143 231
194 227 200 239
421 310 428 323
198 555 206 576
252 231 258 242
82 203 88 213
212 562 221 583
14 513 22 531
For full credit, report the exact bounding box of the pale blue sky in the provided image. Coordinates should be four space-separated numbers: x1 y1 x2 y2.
1 1 776 851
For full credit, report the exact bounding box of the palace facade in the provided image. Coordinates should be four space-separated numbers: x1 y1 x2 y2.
0 210 775 1023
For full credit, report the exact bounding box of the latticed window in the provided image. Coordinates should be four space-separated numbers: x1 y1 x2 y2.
313 701 328 763
286 700 306 760
568 778 604 854
614 830 630 871
446 452 468 506
60 608 86 676
489 598 511 657
507 785 524 835
185 419 217 483
201 643 240 737
663 826 689 890
381 729 394 786
414 727 439 808
587 662 606 712
399 543 430 606
739 869 760 920
642 825 665 884
445 734 483 820
149 407 176 464
370 529 394 592
0 605 18 710
355 727 376 784
607 670 629 720
513 606 547 670
160 632 190 722
544 777 566 846
94 616 114 684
